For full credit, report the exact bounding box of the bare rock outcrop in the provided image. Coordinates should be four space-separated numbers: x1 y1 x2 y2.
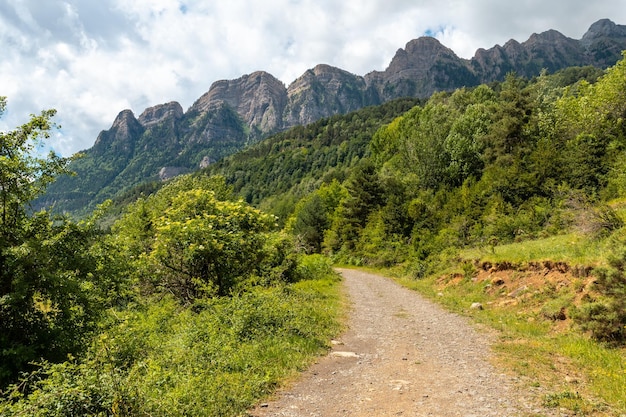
190 71 288 136
138 101 184 128
581 18 626 67
366 37 477 100
284 64 373 126
92 109 144 156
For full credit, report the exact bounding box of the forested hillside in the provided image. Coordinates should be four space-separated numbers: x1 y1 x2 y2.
2 53 626 415
204 97 421 218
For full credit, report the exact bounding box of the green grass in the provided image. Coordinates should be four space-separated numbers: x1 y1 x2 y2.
560 337 626 411
460 233 607 266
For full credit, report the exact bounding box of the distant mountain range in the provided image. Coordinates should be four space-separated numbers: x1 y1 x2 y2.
40 18 626 215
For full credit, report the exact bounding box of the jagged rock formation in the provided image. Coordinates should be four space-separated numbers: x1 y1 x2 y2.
581 18 626 67
365 37 479 101
191 71 289 138
138 101 184 128
40 19 626 216
284 64 373 126
92 109 144 156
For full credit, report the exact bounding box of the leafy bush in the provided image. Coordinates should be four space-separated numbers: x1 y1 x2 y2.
112 177 283 301
0 265 342 417
573 253 626 343
295 254 337 281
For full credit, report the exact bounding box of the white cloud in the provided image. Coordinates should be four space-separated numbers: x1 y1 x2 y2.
1 0 625 156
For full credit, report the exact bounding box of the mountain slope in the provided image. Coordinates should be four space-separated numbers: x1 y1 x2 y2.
41 19 626 216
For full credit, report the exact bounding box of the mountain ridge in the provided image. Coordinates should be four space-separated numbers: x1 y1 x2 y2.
40 18 626 216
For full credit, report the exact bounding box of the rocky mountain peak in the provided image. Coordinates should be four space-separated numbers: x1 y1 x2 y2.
93 109 144 155
310 64 349 77
364 36 471 100
190 71 288 135
284 64 367 126
387 37 459 74
583 18 624 40
526 29 570 44
112 109 137 129
405 36 455 56
580 19 626 66
138 101 183 128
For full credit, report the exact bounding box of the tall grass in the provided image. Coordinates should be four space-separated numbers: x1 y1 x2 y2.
460 233 607 266
560 337 626 411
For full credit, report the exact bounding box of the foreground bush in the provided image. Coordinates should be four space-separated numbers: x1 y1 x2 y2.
573 251 626 343
0 256 342 416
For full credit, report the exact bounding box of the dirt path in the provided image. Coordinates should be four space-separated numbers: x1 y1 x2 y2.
249 269 553 416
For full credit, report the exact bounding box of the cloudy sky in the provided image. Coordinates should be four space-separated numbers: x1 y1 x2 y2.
1 0 625 156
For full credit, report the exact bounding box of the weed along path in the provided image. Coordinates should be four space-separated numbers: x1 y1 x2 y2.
249 268 556 417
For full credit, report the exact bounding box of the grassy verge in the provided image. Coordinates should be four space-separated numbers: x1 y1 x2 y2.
384 234 626 416
460 233 607 266
0 255 345 417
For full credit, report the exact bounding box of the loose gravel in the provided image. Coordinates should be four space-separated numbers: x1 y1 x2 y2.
249 269 559 416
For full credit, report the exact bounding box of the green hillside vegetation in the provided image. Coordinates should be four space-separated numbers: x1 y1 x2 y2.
203 97 422 221
2 54 626 415
0 106 343 415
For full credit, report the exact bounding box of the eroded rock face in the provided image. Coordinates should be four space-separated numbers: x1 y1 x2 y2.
365 37 477 101
101 19 626 160
190 71 288 136
138 102 184 128
158 166 189 181
581 18 626 67
472 30 586 81
284 64 372 126
93 109 144 155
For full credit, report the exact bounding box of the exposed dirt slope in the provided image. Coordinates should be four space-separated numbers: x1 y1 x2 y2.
249 269 558 416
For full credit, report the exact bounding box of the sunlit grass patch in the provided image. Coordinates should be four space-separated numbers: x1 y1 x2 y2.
460 233 606 267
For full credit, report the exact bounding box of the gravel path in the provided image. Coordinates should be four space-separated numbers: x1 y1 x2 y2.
249 269 553 416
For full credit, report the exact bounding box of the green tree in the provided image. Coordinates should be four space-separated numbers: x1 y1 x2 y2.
323 160 383 254
0 98 69 227
0 98 110 387
574 252 626 343
481 73 533 162
399 102 456 189
113 187 275 303
289 193 329 254
287 180 347 254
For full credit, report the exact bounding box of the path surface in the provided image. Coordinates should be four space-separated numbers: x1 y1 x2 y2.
249 269 552 416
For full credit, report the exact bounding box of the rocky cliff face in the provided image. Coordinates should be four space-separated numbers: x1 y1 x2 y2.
365 37 478 100
92 109 144 156
284 64 372 126
581 18 626 67
472 29 587 81
190 71 288 138
42 19 626 216
92 18 626 160
138 101 184 129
